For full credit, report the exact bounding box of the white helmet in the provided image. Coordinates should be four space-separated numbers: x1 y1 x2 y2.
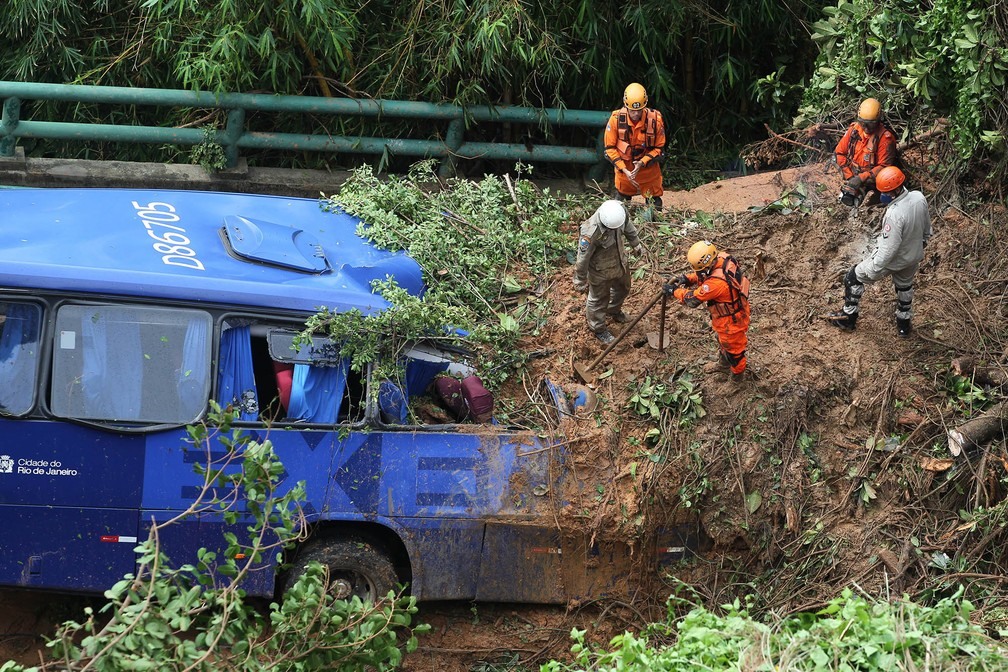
598 200 626 229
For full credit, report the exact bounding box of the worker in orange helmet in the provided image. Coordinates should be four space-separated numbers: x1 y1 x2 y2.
834 97 898 206
604 83 667 213
828 166 931 337
665 241 752 377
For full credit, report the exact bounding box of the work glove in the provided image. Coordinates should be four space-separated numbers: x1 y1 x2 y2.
840 175 863 206
633 244 643 255
573 278 588 294
662 274 688 296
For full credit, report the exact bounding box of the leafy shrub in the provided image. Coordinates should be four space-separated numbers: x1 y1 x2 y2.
542 587 1008 671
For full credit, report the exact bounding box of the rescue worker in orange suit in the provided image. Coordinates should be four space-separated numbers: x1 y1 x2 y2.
604 83 666 212
665 241 751 376
574 199 642 345
834 97 898 206
828 166 931 337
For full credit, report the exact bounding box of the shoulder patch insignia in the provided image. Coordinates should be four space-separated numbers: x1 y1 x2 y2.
882 223 891 238
701 283 710 293
579 237 591 251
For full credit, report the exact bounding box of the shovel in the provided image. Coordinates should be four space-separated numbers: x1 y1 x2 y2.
573 290 665 383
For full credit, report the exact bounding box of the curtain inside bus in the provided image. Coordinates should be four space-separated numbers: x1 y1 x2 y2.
178 317 209 419
217 325 259 421
0 302 41 415
287 361 349 423
82 310 142 419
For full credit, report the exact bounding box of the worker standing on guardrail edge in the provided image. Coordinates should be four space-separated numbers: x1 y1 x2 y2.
664 241 751 378
574 200 642 345
835 97 899 207
604 83 666 213
827 166 931 338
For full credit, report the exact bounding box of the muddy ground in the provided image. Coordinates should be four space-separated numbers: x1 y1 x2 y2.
3 158 1006 671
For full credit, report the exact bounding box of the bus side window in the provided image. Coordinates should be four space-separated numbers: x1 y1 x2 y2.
51 305 211 424
0 301 42 416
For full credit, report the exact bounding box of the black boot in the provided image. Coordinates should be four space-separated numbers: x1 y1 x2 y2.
896 317 911 338
826 310 857 332
594 328 615 344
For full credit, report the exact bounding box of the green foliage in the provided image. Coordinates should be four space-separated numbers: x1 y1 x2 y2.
0 405 425 672
306 160 574 394
542 588 1008 671
944 373 992 417
0 0 828 166
804 0 1008 181
189 126 228 172
139 0 359 93
627 373 706 429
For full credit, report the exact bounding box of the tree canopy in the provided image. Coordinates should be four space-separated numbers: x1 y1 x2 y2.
0 0 1004 185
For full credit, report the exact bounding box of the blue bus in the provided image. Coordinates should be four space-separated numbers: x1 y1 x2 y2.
0 188 690 603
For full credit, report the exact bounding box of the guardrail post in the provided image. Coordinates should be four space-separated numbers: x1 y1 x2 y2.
588 131 610 184
224 108 246 168
439 117 465 179
1 97 21 157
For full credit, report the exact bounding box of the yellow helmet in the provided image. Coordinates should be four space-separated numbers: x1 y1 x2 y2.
623 83 648 110
687 240 718 271
857 98 881 123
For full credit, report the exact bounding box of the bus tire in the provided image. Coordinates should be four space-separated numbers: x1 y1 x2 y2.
286 537 398 603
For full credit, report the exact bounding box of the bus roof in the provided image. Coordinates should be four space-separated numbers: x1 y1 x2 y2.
0 188 424 314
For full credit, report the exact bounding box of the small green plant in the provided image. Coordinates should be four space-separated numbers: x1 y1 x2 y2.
945 373 991 417
627 372 705 428
190 126 228 172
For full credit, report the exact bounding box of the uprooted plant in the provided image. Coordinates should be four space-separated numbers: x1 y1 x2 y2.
0 405 426 672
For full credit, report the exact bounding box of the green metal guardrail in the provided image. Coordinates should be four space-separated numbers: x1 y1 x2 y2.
0 82 610 177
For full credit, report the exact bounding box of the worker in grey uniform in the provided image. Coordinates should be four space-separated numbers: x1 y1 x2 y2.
573 199 642 344
828 166 931 337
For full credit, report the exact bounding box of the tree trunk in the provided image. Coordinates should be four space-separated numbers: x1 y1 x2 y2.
948 401 1008 456
951 356 1008 389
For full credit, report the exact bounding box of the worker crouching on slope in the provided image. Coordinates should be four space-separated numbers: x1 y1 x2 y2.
827 166 931 337
835 97 898 206
665 241 751 377
574 199 642 345
605 83 666 212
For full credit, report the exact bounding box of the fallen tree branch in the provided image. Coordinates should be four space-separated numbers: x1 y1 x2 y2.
951 356 1008 389
948 401 1008 456
763 124 826 154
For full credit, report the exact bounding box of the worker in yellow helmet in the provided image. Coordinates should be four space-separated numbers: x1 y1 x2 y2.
604 83 667 213
834 97 899 206
665 241 752 377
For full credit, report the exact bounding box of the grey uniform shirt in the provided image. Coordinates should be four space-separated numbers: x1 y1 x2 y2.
574 210 641 284
865 189 931 274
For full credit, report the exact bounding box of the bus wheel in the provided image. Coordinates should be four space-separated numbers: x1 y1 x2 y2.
287 537 398 603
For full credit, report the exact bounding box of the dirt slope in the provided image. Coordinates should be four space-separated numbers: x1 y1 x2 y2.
416 159 1005 668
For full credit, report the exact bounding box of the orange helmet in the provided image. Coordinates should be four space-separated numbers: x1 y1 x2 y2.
858 98 881 126
623 83 648 110
876 166 905 193
687 240 718 271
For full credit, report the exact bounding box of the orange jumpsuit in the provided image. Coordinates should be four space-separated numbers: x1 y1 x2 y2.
834 122 898 188
673 253 751 374
604 108 666 199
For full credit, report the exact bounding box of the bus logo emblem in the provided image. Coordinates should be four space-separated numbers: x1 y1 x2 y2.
0 455 12 474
